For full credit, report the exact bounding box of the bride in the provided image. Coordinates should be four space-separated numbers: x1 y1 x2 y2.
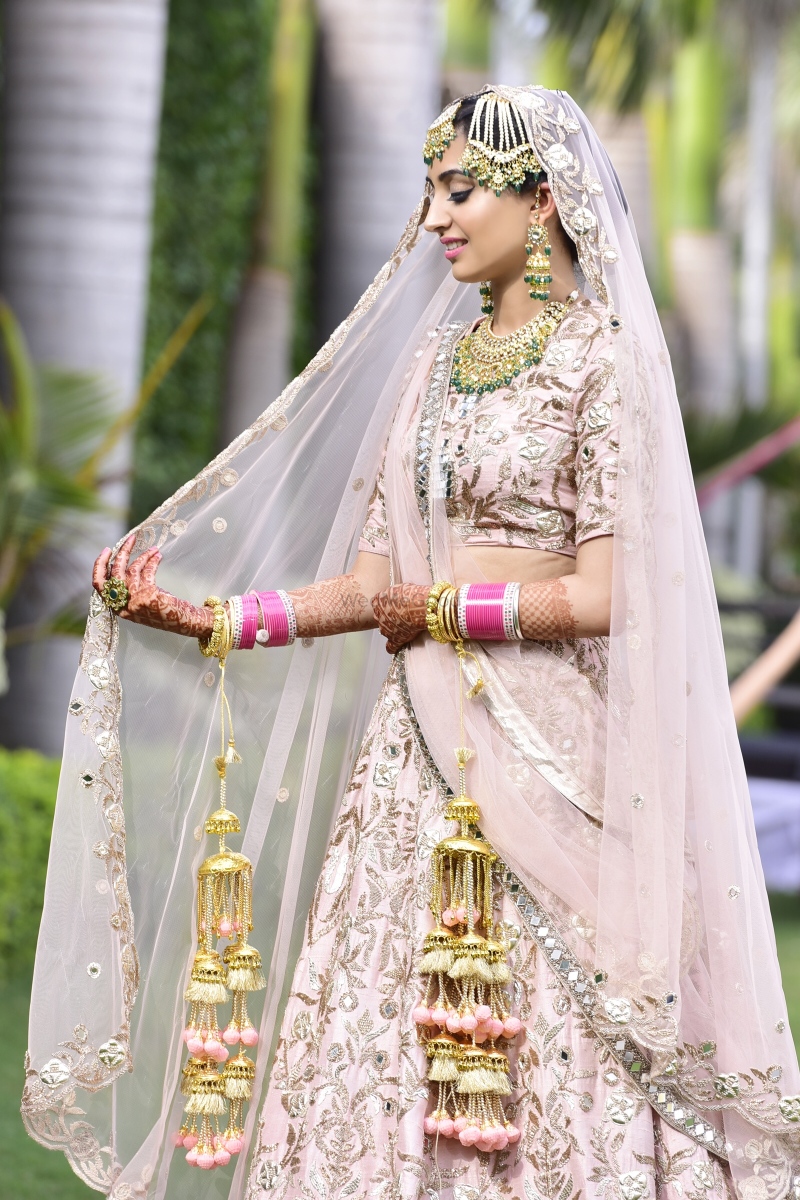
23 87 800 1200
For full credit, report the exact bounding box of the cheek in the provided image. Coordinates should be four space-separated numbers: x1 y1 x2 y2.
462 198 525 261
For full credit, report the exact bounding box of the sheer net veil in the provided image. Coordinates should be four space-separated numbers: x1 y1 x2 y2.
24 87 800 1199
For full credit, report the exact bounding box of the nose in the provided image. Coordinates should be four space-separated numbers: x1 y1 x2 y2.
424 188 451 235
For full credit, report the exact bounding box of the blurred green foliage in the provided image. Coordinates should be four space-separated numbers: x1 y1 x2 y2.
0 747 59 981
131 0 275 524
0 303 115 614
445 0 493 71
684 406 800 491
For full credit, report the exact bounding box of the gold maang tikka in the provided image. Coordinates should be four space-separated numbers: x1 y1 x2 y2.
459 92 542 197
422 92 542 195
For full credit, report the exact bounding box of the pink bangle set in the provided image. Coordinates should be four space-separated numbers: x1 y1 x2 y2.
457 583 522 641
228 590 296 650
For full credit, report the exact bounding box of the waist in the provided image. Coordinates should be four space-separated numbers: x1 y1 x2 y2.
451 544 577 587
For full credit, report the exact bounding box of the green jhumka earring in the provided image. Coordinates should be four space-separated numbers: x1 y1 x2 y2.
479 282 494 316
525 188 552 303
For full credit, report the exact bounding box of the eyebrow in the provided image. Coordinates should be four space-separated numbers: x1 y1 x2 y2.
425 168 474 186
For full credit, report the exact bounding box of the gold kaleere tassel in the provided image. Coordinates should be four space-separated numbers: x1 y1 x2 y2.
176 637 266 1170
414 625 523 1152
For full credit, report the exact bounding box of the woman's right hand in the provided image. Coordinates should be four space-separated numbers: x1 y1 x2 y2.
92 533 213 638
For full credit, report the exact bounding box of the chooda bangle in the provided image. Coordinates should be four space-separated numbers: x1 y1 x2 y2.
101 576 130 613
199 596 229 659
252 590 296 647
456 583 523 641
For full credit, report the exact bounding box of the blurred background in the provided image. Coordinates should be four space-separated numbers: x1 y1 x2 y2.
2 0 800 1192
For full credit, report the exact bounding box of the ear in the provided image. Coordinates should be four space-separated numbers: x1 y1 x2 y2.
528 181 557 224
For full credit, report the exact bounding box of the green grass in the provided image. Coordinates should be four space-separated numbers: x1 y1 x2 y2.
6 897 800 1196
770 892 800 1037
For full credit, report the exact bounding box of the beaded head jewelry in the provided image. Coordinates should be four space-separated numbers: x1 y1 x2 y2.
422 91 543 197
459 92 543 196
422 101 459 166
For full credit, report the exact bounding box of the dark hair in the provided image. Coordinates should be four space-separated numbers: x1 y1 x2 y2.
453 94 545 196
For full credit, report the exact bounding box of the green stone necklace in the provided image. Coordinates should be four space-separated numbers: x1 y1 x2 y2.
451 291 577 397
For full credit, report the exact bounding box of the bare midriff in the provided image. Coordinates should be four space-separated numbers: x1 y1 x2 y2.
452 543 577 588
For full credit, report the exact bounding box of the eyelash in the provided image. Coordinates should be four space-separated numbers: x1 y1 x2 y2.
449 189 473 205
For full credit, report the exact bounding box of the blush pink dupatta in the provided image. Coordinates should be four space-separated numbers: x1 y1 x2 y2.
384 104 800 1187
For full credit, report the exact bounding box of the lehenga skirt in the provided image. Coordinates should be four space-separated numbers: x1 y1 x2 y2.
246 656 733 1200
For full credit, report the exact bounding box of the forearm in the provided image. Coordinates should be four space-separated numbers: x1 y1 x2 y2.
518 574 610 640
288 574 377 639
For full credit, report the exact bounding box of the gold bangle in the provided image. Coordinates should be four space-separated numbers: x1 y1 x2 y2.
443 585 462 643
426 581 453 643
439 586 459 643
199 595 227 659
426 581 462 643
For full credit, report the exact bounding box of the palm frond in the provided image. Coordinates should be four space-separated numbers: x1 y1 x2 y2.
37 368 119 476
684 406 800 490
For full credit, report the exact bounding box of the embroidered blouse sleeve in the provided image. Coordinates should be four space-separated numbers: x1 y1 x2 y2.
357 441 390 557
574 336 621 545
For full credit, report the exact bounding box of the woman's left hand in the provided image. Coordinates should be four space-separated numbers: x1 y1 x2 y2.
371 584 429 654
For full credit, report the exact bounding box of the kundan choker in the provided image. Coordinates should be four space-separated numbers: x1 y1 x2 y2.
451 290 578 397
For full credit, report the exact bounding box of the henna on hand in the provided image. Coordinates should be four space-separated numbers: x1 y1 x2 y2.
518 577 577 640
371 583 429 654
92 533 214 638
288 574 376 639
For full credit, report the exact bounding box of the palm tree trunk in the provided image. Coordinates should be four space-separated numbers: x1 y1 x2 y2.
0 0 168 752
315 0 440 340
221 0 315 443
490 0 547 86
665 31 738 567
732 19 779 580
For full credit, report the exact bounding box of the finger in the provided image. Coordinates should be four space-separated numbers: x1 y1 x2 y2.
127 546 158 593
138 548 162 589
93 548 111 594
112 532 137 580
376 616 396 641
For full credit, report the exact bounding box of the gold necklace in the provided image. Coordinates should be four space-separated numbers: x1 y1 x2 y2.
451 291 577 396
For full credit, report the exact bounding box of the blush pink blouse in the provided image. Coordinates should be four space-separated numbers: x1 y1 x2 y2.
359 297 621 560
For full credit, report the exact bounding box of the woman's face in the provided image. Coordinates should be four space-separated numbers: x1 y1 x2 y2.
424 134 550 288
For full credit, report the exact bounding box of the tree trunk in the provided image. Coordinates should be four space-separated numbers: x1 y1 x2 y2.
589 110 657 278
315 0 440 340
0 0 168 752
490 0 547 88
732 19 779 580
665 31 738 568
221 0 315 443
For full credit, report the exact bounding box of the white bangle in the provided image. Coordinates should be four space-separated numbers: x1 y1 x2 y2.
510 584 523 641
456 585 469 640
502 583 518 641
229 593 244 651
276 590 297 645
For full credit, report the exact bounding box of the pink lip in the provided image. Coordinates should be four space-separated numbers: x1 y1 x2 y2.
441 239 467 260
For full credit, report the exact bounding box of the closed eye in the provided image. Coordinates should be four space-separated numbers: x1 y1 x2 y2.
449 189 473 204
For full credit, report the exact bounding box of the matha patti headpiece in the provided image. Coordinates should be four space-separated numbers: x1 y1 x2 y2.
422 92 543 197
422 101 459 166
